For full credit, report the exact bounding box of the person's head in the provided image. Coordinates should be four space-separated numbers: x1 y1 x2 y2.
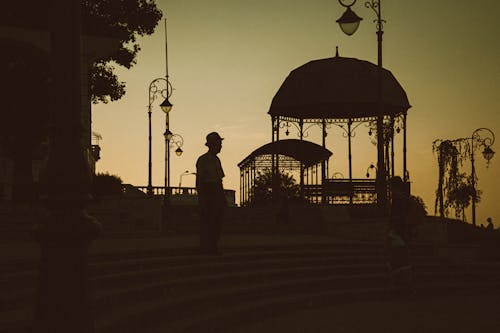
487 217 493 224
205 132 223 154
390 176 405 193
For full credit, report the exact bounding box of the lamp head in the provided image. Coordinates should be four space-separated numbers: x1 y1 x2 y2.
482 146 495 163
160 97 173 113
336 6 363 36
164 129 173 140
175 147 183 156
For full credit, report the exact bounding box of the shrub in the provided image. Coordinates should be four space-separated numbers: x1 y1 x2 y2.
93 172 123 197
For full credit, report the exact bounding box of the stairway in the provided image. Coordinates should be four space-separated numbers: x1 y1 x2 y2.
1 241 500 333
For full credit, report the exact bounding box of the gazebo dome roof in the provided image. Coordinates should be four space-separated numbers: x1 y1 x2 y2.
269 56 411 120
238 139 332 168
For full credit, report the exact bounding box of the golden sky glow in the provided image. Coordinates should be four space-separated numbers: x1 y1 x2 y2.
93 0 500 226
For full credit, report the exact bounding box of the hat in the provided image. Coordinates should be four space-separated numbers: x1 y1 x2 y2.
205 132 224 146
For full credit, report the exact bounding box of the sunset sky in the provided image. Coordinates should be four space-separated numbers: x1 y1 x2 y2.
92 0 500 226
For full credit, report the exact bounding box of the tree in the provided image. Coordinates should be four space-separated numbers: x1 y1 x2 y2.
251 170 300 205
432 139 479 220
447 174 481 222
83 0 162 103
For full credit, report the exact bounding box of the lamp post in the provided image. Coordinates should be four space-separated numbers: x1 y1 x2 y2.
470 128 495 226
147 18 173 197
147 78 172 196
336 0 387 207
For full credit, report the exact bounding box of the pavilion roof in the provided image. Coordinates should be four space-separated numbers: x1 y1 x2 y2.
238 139 332 169
269 56 411 121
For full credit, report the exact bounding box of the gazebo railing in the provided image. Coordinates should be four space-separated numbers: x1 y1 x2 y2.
304 178 377 204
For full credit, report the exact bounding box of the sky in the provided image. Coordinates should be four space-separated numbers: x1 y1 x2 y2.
92 0 500 226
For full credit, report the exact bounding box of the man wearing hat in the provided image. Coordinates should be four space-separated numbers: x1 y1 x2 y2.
196 132 226 254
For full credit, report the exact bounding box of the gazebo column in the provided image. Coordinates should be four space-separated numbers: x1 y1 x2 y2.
242 169 246 206
244 167 247 206
348 119 353 205
271 116 276 194
326 159 329 202
275 116 280 198
316 164 319 186
391 115 395 179
244 168 248 206
315 164 319 203
247 168 250 205
249 168 252 203
299 119 304 199
251 160 256 203
403 112 408 182
240 169 243 206
321 119 326 204
384 117 390 183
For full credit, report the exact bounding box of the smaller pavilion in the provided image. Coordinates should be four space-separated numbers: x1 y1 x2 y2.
238 139 332 206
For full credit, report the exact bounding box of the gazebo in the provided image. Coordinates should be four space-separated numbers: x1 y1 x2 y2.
238 139 332 206
255 55 411 205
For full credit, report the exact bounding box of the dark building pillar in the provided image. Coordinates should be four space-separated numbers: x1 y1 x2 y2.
33 1 100 332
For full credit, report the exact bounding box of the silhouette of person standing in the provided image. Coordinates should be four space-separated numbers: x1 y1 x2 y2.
196 132 226 254
486 217 494 231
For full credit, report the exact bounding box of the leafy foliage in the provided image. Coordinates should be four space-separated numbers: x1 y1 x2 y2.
93 172 123 197
82 0 163 103
89 61 126 104
251 169 300 205
432 139 478 220
447 175 481 221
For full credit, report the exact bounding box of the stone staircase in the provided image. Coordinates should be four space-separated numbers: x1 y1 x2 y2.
2 241 500 333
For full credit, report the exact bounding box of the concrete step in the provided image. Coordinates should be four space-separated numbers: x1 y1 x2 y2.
95 273 390 332
2 252 499 333
4 243 447 291
96 272 500 333
1 240 494 332
156 282 500 333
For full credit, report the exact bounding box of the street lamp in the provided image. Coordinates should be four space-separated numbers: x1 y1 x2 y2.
470 128 495 225
147 77 173 196
147 18 176 198
336 0 387 207
336 1 363 35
